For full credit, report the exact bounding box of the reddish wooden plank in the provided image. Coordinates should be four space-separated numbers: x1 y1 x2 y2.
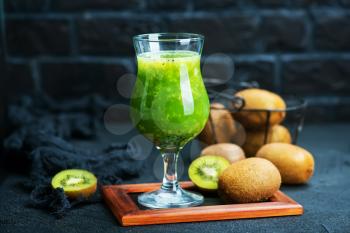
101 186 139 223
273 190 301 205
107 181 194 193
102 182 303 226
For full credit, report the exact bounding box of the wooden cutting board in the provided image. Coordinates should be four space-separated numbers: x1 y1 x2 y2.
102 181 303 226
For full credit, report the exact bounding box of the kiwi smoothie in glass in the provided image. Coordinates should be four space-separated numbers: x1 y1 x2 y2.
130 50 209 149
131 33 209 209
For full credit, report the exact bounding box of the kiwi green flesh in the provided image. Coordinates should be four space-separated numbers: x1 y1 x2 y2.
51 169 97 192
189 155 230 190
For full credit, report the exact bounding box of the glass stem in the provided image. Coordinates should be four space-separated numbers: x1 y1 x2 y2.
161 149 180 192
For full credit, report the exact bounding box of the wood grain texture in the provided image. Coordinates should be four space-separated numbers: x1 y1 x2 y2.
102 181 303 226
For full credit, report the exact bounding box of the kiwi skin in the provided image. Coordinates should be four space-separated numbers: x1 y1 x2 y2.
199 103 237 145
201 143 245 164
256 143 315 184
242 124 291 157
218 158 281 203
234 88 286 129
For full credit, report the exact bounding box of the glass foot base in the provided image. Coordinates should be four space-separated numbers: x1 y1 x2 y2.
138 187 204 209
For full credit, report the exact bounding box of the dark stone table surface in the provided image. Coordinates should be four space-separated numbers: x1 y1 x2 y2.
1 123 350 233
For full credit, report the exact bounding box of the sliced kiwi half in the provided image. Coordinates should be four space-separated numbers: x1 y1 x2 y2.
51 169 97 199
188 155 230 191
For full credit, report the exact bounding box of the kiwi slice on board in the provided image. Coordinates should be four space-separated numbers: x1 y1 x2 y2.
51 169 97 199
189 155 230 191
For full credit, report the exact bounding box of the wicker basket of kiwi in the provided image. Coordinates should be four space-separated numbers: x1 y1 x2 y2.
188 83 314 204
199 83 307 157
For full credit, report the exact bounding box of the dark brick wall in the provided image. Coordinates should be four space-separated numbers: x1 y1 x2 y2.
3 0 350 122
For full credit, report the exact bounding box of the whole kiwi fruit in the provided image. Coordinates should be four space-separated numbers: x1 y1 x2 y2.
218 158 281 203
242 125 292 157
256 143 315 184
234 88 286 129
201 143 245 164
199 103 238 145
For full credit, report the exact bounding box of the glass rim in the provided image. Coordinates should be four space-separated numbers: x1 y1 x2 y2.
133 33 204 42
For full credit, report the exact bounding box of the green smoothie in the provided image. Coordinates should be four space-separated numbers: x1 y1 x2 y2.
130 51 209 149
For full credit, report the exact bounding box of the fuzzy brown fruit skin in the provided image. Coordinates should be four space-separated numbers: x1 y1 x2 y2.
201 143 245 164
218 158 281 203
256 143 315 184
242 125 292 157
234 89 286 129
199 103 238 145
